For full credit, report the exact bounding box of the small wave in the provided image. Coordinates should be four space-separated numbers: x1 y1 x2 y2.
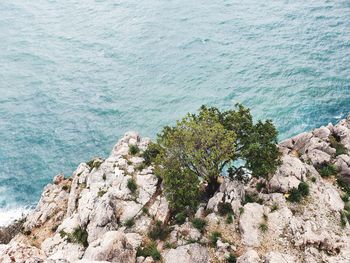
0 206 32 227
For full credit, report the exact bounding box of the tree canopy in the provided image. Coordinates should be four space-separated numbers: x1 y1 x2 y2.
149 104 281 214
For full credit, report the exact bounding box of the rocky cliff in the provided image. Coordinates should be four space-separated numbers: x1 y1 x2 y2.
1 117 350 263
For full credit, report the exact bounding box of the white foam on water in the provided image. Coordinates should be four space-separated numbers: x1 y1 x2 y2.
0 206 32 227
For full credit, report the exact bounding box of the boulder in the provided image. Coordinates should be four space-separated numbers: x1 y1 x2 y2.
269 155 306 193
239 203 264 247
163 243 210 263
265 251 295 263
83 231 138 263
0 243 46 263
237 249 260 263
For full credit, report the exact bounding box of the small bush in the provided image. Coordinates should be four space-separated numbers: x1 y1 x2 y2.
127 178 137 193
209 231 222 247
62 185 70 192
227 253 237 263
287 187 302 203
142 207 149 215
243 193 261 204
298 182 310 197
136 163 146 171
287 182 309 202
129 145 139 155
23 230 31 236
256 181 266 192
97 189 107 197
226 213 233 224
102 174 106 181
341 193 349 202
259 223 268 232
148 221 170 241
311 177 317 183
329 135 348 156
218 202 233 216
239 207 244 215
271 203 279 212
51 225 58 233
60 227 89 247
192 218 207 231
317 163 337 177
86 158 103 170
72 227 89 247
175 212 187 224
137 242 161 260
143 143 161 165
164 241 177 249
124 218 135 228
340 211 348 228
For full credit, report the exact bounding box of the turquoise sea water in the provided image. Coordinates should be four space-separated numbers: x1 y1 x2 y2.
0 0 349 225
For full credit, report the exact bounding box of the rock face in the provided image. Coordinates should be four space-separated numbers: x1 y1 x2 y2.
2 117 350 262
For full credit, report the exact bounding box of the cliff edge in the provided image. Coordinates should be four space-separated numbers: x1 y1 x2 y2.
1 117 350 263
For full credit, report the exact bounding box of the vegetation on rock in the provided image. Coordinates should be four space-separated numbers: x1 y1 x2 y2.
153 104 280 216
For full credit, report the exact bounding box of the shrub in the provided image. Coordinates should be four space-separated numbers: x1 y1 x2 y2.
287 187 302 203
209 231 222 247
317 163 337 177
226 213 233 224
340 211 348 228
271 203 279 212
175 212 187 224
51 225 58 233
227 253 237 263
97 189 107 197
62 185 70 192
60 227 89 247
192 218 207 231
243 193 259 204
311 177 317 183
102 174 106 181
124 218 135 228
86 158 103 170
342 193 349 202
329 135 348 156
256 181 266 192
142 207 149 215
148 221 170 241
218 202 233 216
143 143 161 165
129 145 139 155
164 241 177 249
239 207 244 215
136 163 146 171
137 242 161 260
71 227 89 247
259 223 268 232
127 178 137 193
160 161 200 214
298 182 309 197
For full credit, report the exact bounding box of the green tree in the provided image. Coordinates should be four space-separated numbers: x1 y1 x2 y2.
157 108 236 195
153 104 280 215
202 104 280 178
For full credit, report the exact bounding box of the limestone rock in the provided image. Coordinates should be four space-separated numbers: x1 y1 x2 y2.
265 251 295 263
163 243 210 263
269 155 306 193
237 249 260 263
0 242 46 262
239 203 264 247
83 231 137 263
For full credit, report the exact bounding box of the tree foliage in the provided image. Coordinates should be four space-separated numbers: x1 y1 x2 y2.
153 104 280 215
